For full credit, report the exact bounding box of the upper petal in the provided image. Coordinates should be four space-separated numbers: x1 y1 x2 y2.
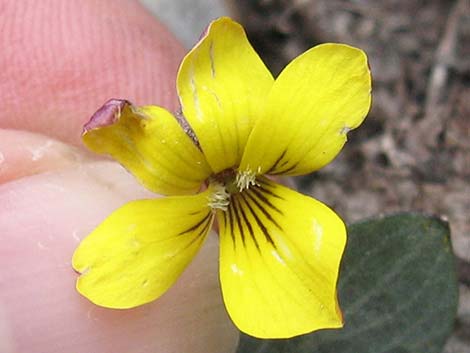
72 190 214 308
82 99 212 195
240 43 371 176
217 178 346 338
177 17 274 173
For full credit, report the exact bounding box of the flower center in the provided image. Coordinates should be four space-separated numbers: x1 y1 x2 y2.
235 168 259 191
207 168 259 211
207 183 230 211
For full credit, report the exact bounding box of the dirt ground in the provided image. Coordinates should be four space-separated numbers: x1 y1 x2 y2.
228 0 469 351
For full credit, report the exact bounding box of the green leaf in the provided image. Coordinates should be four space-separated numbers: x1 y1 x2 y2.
237 213 458 353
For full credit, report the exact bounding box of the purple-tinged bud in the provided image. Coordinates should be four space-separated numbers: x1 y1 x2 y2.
83 99 131 134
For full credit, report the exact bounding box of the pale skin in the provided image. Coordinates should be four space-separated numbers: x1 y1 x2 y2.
0 1 238 352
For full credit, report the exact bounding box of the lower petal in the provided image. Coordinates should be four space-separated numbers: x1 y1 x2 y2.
72 190 214 309
217 178 346 338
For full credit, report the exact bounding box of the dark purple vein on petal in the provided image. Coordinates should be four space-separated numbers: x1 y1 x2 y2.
235 194 260 251
196 215 213 238
267 149 287 174
178 211 212 236
269 162 299 176
231 196 246 248
225 198 236 250
249 187 283 216
244 190 283 232
174 213 213 254
239 192 276 248
178 227 208 254
256 179 285 200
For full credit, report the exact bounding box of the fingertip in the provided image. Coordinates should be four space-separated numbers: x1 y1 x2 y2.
1 0 185 145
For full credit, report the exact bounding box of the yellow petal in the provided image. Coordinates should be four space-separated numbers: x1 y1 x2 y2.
177 17 274 173
218 178 345 338
72 190 214 308
240 43 371 176
82 99 212 195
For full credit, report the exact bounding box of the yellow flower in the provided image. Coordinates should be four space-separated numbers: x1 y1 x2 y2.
72 17 371 339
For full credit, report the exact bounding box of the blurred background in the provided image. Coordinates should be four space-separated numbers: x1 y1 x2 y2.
142 0 469 351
